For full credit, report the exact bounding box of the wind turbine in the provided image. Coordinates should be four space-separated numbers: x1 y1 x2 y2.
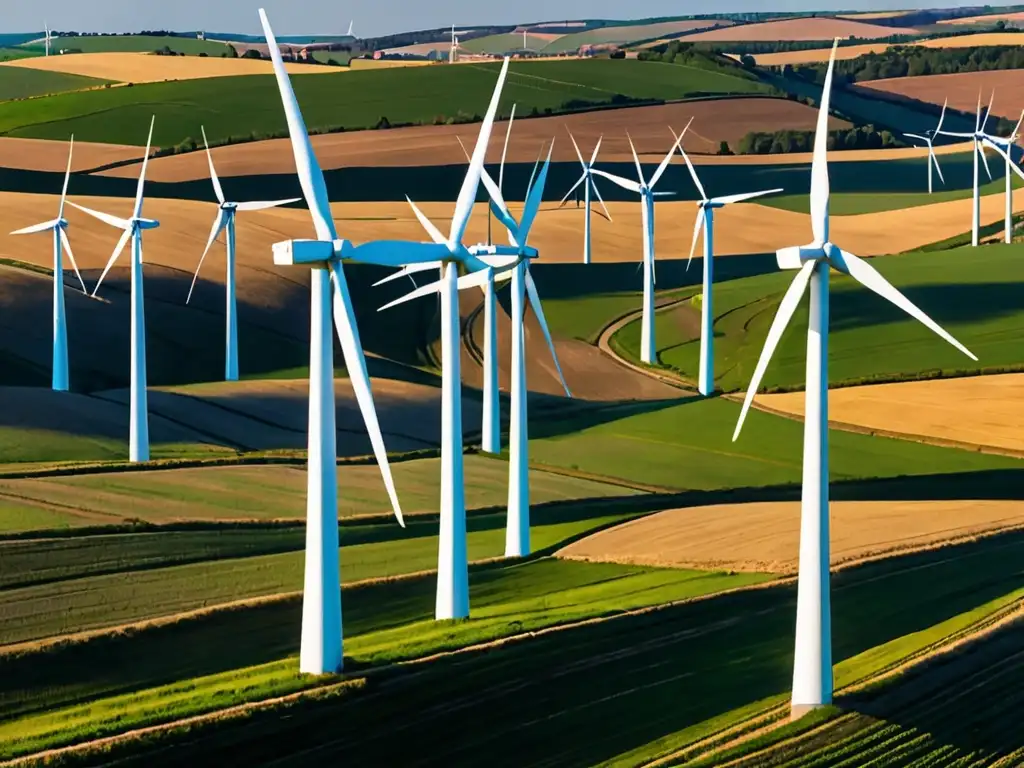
677 141 782 397
449 24 459 63
591 126 688 364
903 99 947 195
260 8 498 670
980 109 1024 243
937 91 998 247
559 131 611 264
10 137 87 392
69 118 160 463
731 39 977 719
346 21 354 37
186 126 299 381
44 22 52 56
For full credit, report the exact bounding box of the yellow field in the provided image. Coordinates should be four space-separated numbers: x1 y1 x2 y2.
917 33 1024 49
0 138 145 172
937 11 1024 25
558 500 1024 573
760 374 1024 455
838 11 913 20
754 43 891 67
0 52 335 83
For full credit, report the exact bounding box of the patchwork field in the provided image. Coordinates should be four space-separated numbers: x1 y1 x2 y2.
754 43 891 66
0 137 144 172
559 500 1024 573
917 31 1024 48
679 17 920 42
0 65 109 101
1 52 336 83
859 70 1024 119
937 11 1024 25
41 35 233 56
547 20 735 52
760 373 1024 455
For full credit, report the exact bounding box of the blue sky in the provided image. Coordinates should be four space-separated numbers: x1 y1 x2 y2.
3 0 999 38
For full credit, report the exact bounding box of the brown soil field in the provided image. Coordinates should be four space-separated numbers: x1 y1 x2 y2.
558 499 1024 573
98 99 847 181
0 52 333 83
937 12 1024 25
382 42 449 56
838 11 913 20
680 17 919 42
760 374 1024 455
0 138 146 173
858 71 1024 120
916 32 1024 48
754 43 891 67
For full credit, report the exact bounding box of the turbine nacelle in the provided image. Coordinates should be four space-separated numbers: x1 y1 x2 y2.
134 217 160 231
272 237 351 266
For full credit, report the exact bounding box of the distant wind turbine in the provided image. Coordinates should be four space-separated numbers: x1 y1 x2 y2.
559 130 611 264
591 125 689 364
346 20 354 37
732 39 977 719
186 126 299 381
10 136 87 392
979 109 1024 244
44 22 52 56
903 99 947 195
676 141 781 397
69 118 160 463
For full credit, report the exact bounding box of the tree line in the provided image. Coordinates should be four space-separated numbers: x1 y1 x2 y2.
736 124 906 154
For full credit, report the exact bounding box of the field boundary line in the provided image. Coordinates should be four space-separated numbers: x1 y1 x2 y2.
595 300 697 391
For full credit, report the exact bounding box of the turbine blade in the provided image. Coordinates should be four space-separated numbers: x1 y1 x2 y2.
626 132 644 185
260 9 338 241
329 261 404 527
92 227 133 298
936 98 947 134
589 135 603 167
67 201 130 231
687 210 704 271
979 140 993 181
519 141 553 240
202 126 225 205
134 116 155 220
982 138 1024 183
372 261 442 287
982 90 994 134
591 168 641 194
10 219 59 236
930 145 945 184
499 103 516 191
567 128 587 170
837 248 976 361
449 57 510 249
650 119 689 189
60 135 74 218
478 166 520 242
677 141 707 202
525 269 571 398
591 178 612 221
976 91 982 133
559 174 586 207
1013 109 1024 140
235 198 302 212
187 209 229 305
712 188 784 206
378 265 492 311
59 228 87 294
810 38 840 244
903 133 928 141
406 197 448 245
733 260 816 441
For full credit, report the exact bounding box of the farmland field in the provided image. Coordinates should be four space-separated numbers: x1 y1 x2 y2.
937 10 1024 25
859 70 1024 120
754 43 891 66
761 373 1024 454
40 35 233 56
614 244 1024 394
0 47 42 63
0 66 109 101
546 20 735 52
679 17 920 42
0 59 768 148
457 33 564 53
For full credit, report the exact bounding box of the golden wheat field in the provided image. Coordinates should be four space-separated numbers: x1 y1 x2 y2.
680 17 919 42
0 52 335 83
558 500 1024 573
937 11 1024 25
759 374 1024 455
917 32 1024 48
0 138 145 173
754 43 892 67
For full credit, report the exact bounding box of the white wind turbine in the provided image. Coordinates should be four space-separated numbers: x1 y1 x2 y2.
937 92 999 247
69 118 160 463
260 8 502 668
382 139 570 567
44 22 52 56
10 137 87 392
186 126 299 381
903 99 947 195
979 109 1024 244
731 39 977 719
591 126 688 364
677 141 782 397
559 131 611 264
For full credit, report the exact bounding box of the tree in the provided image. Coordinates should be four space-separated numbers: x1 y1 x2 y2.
226 44 238 58
740 54 756 70
718 140 733 156
243 48 262 59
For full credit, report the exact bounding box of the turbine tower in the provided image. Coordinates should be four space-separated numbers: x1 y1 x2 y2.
375 59 513 621
677 142 781 396
44 22 51 56
937 92 999 247
10 137 87 392
70 119 160 463
591 126 688 364
903 99 947 195
981 109 1024 243
559 131 611 264
449 25 459 63
732 39 977 719
261 8 479 673
186 126 299 381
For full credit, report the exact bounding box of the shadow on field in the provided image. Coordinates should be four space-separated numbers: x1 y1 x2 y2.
30 529 1024 766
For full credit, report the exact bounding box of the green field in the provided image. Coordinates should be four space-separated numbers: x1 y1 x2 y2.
0 47 42 62
458 33 555 53
42 35 233 56
0 66 109 101
613 245 1024 393
0 58 768 146
14 531 1021 765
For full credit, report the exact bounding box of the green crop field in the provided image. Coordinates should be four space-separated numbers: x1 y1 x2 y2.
458 33 555 53
612 245 1024 393
41 35 233 55
0 48 42 62
15 531 1022 765
0 66 109 101
0 58 768 147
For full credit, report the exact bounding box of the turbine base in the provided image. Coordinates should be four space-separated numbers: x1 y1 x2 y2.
790 702 828 721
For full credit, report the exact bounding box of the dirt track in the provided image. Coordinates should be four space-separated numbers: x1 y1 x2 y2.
760 374 1024 455
558 500 1024 574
